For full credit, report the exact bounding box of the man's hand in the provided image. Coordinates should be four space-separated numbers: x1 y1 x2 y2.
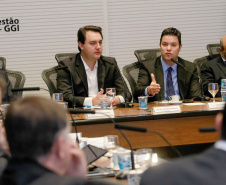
66 139 87 178
112 96 121 106
92 88 104 105
0 122 9 153
147 73 161 95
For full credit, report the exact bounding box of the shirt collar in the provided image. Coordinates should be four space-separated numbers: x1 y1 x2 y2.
214 140 226 152
221 55 226 64
80 55 98 71
161 56 177 72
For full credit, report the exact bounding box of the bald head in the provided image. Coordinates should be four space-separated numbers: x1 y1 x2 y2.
220 35 226 60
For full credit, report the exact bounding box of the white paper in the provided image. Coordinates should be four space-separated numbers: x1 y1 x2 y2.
207 102 225 110
86 109 114 119
153 105 181 114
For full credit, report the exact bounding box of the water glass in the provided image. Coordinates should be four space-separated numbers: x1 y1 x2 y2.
52 93 63 102
104 135 119 151
106 88 116 109
208 83 219 102
135 148 152 170
138 96 148 109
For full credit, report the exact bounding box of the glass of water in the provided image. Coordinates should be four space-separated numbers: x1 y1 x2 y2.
106 88 116 109
208 83 219 102
52 93 63 102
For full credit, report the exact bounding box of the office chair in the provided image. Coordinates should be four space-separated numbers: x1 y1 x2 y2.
206 44 221 59
0 57 6 70
122 62 140 103
55 53 77 63
193 55 212 79
42 66 58 96
134 49 161 63
7 70 26 96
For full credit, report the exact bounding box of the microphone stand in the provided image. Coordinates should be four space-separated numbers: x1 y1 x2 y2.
171 58 208 101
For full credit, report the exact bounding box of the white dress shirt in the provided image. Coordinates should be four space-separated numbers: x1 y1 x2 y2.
81 56 98 106
81 56 124 106
214 139 226 152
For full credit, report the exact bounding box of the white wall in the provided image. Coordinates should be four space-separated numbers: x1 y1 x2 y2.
0 0 225 97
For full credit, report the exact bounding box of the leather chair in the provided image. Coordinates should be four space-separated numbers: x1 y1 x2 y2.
122 62 140 102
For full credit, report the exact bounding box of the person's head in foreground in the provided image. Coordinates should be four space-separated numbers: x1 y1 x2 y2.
4 96 86 177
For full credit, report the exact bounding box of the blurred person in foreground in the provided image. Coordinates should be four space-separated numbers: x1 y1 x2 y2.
0 96 122 185
140 104 226 185
0 78 10 176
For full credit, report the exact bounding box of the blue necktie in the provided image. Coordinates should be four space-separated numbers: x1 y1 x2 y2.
166 67 175 100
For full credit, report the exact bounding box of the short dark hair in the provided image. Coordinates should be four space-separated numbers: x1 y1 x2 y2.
160 27 181 45
77 25 103 52
4 96 68 159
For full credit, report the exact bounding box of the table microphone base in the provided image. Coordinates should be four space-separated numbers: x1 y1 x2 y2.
116 102 134 108
193 96 210 101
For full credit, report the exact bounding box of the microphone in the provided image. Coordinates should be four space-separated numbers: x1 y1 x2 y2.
116 87 134 108
115 124 182 157
115 124 147 132
57 64 76 109
199 126 216 132
69 109 95 114
11 87 40 92
171 58 208 101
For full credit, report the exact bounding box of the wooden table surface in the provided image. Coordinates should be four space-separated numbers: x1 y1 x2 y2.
71 100 222 149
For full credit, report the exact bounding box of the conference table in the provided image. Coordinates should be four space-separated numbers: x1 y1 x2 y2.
71 100 222 155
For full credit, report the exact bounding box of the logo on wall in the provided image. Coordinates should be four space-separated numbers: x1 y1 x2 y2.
0 17 19 32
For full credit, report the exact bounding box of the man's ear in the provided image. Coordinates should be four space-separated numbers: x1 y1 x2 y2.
54 135 66 159
219 47 223 55
78 42 83 51
215 113 223 134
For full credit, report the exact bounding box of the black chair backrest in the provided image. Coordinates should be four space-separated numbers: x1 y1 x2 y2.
134 49 161 63
122 62 140 103
0 57 6 70
42 66 58 96
7 70 26 96
206 44 220 58
55 53 77 63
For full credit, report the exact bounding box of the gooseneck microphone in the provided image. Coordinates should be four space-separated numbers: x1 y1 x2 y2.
11 87 40 92
115 124 182 157
171 58 208 101
69 109 95 114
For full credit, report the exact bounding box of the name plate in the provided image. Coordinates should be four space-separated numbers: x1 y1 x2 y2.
207 102 225 110
153 105 181 114
86 109 114 119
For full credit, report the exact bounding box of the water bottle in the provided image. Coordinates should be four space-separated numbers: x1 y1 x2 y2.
221 79 226 102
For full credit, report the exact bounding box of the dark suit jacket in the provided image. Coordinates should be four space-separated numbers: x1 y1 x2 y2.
0 70 15 103
57 53 131 107
0 158 124 185
0 148 10 177
140 147 226 185
201 56 226 97
134 56 201 102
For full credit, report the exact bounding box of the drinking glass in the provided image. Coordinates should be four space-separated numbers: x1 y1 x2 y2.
208 83 219 102
104 135 119 152
52 93 63 102
106 88 116 109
